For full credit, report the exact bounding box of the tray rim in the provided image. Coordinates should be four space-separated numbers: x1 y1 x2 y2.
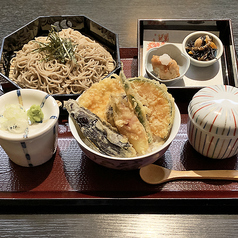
1 195 238 214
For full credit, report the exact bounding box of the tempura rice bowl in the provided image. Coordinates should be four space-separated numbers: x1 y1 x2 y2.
69 103 181 170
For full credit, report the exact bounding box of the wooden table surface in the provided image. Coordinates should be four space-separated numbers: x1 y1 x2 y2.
1 0 238 237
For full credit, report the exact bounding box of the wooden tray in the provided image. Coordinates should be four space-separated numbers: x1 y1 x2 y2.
1 48 238 214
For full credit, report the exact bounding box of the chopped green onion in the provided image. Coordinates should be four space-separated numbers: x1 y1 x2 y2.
33 25 77 64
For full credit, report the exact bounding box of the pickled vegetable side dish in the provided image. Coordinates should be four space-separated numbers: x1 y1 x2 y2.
185 35 217 61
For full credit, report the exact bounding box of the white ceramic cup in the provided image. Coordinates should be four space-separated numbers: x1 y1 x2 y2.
0 89 59 167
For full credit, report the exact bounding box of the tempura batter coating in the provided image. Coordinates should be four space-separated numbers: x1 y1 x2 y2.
107 93 149 155
77 74 124 121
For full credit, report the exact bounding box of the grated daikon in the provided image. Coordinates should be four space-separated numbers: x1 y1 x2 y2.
159 54 171 65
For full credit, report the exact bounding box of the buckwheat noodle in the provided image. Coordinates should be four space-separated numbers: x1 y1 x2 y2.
10 28 115 94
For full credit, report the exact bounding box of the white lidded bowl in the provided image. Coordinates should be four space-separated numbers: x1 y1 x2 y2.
187 85 238 159
69 103 181 170
145 43 190 84
182 31 224 67
0 89 59 167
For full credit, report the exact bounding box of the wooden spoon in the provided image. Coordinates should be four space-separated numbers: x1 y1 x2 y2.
139 164 238 185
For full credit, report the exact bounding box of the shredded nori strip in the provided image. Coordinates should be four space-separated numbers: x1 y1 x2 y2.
33 25 77 64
